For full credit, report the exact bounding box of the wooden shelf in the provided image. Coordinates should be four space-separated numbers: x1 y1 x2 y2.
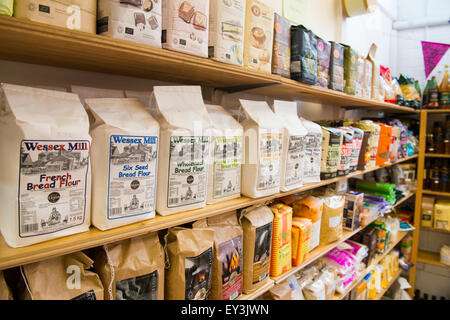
333 231 408 300
422 190 450 197
0 15 418 113
0 155 418 271
417 250 450 268
393 191 415 208
371 268 403 300
422 109 450 114
420 227 450 234
425 153 450 158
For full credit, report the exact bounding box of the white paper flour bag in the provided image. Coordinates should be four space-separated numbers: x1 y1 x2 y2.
272 100 307 192
205 104 243 204
151 86 212 216
0 84 92 248
70 85 125 104
85 98 160 230
300 118 322 184
239 99 284 198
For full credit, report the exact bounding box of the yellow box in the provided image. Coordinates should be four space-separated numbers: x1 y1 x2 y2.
269 203 292 277
291 217 311 267
434 200 450 231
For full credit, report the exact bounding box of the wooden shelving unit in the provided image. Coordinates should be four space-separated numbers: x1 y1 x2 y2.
0 15 418 113
417 250 449 269
420 227 450 234
422 109 450 114
0 155 418 271
393 191 415 208
422 190 450 197
236 280 275 301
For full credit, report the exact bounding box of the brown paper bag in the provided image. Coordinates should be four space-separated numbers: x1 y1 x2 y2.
165 227 215 300
240 205 274 294
94 232 165 300
262 281 292 300
0 271 13 300
18 252 104 300
319 195 345 245
194 212 243 300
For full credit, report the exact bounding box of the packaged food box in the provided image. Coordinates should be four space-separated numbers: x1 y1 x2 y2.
290 25 317 84
291 217 311 266
376 123 392 167
292 195 323 252
269 203 293 277
162 0 210 57
328 41 344 91
243 0 274 73
320 127 343 180
421 196 434 228
208 0 245 66
434 200 450 231
97 0 162 47
272 13 291 78
343 191 363 231
14 0 96 34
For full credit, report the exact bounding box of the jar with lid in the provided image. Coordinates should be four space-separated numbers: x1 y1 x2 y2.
426 133 435 153
434 122 444 153
430 159 441 191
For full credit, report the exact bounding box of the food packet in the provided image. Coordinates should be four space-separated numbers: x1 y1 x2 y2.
303 278 326 300
392 77 405 105
315 36 331 88
398 74 420 109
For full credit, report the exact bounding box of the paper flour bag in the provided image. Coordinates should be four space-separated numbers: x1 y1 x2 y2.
193 212 243 300
162 0 210 57
85 98 159 230
124 90 154 116
273 100 307 191
151 86 212 216
208 0 245 66
97 0 162 47
239 99 284 198
70 85 125 104
165 227 215 300
240 205 273 294
206 104 243 204
300 118 322 184
0 84 91 248
94 232 165 300
18 252 104 300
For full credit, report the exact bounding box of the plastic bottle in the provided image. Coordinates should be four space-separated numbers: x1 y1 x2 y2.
415 80 422 108
439 64 450 109
429 76 440 108
423 80 431 108
434 122 444 153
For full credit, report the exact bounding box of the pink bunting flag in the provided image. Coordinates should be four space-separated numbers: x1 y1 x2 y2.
421 41 450 78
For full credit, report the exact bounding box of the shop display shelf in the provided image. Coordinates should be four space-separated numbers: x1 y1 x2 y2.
422 109 450 114
236 279 275 301
332 231 408 300
420 227 450 234
393 191 415 208
425 153 450 158
422 190 450 197
0 155 418 271
0 15 418 114
370 269 403 300
417 250 450 269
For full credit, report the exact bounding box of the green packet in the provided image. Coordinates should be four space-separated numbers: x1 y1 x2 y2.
342 44 358 95
0 0 13 16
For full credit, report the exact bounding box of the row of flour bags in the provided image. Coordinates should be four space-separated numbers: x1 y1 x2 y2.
0 83 323 248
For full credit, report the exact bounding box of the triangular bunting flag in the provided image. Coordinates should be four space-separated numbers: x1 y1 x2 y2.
421 41 450 78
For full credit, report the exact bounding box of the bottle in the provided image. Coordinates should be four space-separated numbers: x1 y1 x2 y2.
434 122 444 153
430 159 441 191
439 64 450 109
414 289 421 300
424 293 429 300
415 80 422 108
426 133 435 153
424 159 431 189
432 295 437 300
442 159 450 192
445 115 450 154
429 76 440 108
423 80 431 108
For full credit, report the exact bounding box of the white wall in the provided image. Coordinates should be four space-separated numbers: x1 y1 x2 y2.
396 0 450 88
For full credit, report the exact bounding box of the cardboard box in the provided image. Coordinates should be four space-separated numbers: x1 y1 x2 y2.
434 200 450 231
97 0 162 47
14 0 96 34
208 0 245 66
162 0 210 57
343 191 363 231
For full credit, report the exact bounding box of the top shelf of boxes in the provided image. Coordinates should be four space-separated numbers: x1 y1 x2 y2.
0 15 418 113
